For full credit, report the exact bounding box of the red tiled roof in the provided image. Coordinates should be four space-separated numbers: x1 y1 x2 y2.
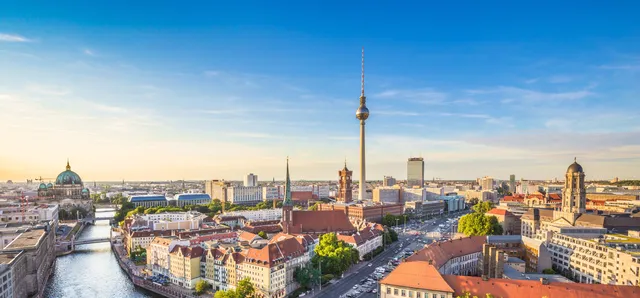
131 230 172 238
170 245 204 258
486 208 514 217
337 228 382 246
502 195 524 203
406 236 486 268
237 231 260 242
245 234 308 267
444 275 639 298
286 210 356 234
291 191 314 201
381 261 454 293
549 193 561 200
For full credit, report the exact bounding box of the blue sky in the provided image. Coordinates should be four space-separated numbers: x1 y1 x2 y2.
1 2 639 181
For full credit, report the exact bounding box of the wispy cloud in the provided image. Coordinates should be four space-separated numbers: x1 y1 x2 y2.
468 86 594 103
26 84 71 96
548 75 573 83
204 70 221 76
376 88 447 105
599 64 640 70
0 33 32 42
377 110 422 116
524 78 539 84
439 112 490 119
83 49 96 56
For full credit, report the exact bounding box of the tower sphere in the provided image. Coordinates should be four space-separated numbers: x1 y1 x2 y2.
356 104 369 120
567 158 584 174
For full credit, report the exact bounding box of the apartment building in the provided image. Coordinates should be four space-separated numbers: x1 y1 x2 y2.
124 230 172 255
130 212 206 231
407 236 486 276
227 186 263 205
0 204 59 224
548 230 640 286
485 208 521 235
146 237 190 277
337 226 383 260
169 245 204 288
223 208 282 222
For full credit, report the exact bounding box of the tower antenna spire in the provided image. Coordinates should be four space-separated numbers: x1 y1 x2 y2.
361 47 365 98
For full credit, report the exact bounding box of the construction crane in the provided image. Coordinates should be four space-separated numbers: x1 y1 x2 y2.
35 176 54 183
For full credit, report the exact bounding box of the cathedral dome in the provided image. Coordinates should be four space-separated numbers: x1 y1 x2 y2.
38 183 47 190
567 158 583 174
55 160 83 186
47 183 53 188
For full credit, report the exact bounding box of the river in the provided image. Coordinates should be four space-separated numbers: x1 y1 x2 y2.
44 209 160 298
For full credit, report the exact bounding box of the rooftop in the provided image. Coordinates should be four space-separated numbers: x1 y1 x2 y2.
380 261 454 293
174 193 211 201
4 229 45 250
0 252 21 264
130 195 167 202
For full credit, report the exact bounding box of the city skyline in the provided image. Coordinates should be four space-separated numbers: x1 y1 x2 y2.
2 2 640 181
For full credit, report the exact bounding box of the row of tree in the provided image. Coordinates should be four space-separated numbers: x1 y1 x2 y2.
457 201 503 236
382 213 408 227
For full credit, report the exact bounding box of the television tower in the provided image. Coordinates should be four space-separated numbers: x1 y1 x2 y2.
355 47 370 201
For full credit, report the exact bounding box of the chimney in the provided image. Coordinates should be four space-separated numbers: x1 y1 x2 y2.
428 259 433 265
540 278 549 285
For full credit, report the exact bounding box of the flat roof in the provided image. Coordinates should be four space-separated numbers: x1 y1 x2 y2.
0 253 20 264
4 229 45 250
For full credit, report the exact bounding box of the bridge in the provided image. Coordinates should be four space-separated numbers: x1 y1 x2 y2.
74 238 110 245
80 216 115 224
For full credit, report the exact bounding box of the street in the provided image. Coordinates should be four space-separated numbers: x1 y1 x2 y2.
313 212 465 298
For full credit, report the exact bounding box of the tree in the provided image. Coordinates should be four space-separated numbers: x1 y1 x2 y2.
457 202 503 236
387 228 398 242
468 197 479 206
258 231 267 239
311 233 360 276
213 278 255 298
194 280 210 295
295 265 320 288
308 202 320 211
236 278 255 298
542 268 556 274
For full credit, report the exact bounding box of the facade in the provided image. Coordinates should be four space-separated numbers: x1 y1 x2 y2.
318 202 404 223
0 204 59 224
224 208 282 222
383 176 396 187
337 163 353 203
124 230 173 255
380 261 455 298
204 180 230 202
262 186 283 201
509 174 516 193
36 160 90 201
402 188 426 202
227 186 263 205
480 176 494 191
440 195 466 213
372 187 401 204
405 200 445 219
130 195 168 208
132 212 206 231
407 157 425 188
244 174 258 187
175 193 211 207
2 227 56 298
485 208 521 235
0 251 27 298
146 237 190 277
169 245 204 288
337 225 383 260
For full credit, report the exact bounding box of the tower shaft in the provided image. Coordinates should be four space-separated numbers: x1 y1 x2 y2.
359 120 366 201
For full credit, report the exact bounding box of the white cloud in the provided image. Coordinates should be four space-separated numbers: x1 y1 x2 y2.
26 84 71 96
524 78 539 84
375 88 448 105
548 75 573 83
0 33 31 42
83 49 96 56
468 86 594 102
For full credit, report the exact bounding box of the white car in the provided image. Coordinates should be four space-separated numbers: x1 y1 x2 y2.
368 263 372 267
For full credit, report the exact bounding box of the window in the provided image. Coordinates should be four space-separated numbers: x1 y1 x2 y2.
387 287 391 294
402 290 406 296
416 293 421 298
394 288 398 295
409 291 413 297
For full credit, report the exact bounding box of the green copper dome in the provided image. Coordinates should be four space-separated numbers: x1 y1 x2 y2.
38 183 47 189
55 160 83 186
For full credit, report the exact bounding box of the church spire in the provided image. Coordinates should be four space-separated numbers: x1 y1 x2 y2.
283 156 293 206
66 159 71 171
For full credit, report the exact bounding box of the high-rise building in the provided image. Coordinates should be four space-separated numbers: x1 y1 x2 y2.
509 174 516 193
407 157 425 188
355 48 370 201
480 176 494 190
337 162 353 203
244 173 258 187
383 176 396 187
